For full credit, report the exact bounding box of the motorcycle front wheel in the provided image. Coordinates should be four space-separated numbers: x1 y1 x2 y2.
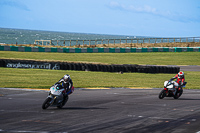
42 97 52 109
159 89 166 99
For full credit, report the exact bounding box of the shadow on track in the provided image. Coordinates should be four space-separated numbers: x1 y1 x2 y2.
160 98 200 101
178 98 200 100
61 107 108 110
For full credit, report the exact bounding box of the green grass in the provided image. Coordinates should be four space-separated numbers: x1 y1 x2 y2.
0 51 200 89
1 51 200 65
0 68 199 89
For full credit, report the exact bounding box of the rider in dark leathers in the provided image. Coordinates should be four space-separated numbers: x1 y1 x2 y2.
55 74 74 101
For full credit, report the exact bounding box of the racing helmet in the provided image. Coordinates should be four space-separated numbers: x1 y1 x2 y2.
64 74 70 83
178 71 184 79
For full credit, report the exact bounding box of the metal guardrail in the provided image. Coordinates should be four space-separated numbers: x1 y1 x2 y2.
35 37 200 47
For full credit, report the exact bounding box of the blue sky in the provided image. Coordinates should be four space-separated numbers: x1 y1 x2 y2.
0 0 200 37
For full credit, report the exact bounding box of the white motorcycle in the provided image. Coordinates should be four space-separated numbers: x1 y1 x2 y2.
42 84 69 109
159 80 187 99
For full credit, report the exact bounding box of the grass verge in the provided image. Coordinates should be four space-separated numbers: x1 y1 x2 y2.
0 67 199 89
0 51 200 65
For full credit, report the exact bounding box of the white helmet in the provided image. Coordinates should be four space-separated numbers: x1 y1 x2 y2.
178 71 184 79
64 74 70 83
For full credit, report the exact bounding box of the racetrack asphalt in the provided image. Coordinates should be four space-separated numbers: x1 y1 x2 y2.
177 65 200 72
1 87 200 133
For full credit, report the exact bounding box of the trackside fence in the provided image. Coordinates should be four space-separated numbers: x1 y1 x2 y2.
0 45 200 53
34 37 200 47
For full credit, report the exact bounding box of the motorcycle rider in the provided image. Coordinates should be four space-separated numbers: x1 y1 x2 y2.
55 74 74 102
169 71 185 92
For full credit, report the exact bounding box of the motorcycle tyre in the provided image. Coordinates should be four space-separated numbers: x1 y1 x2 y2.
159 89 166 99
179 89 183 97
42 97 52 109
173 94 180 99
57 95 69 109
174 89 183 99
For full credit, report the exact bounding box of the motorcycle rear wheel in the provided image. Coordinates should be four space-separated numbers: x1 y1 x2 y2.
42 97 52 109
174 88 183 99
179 89 183 97
57 95 69 109
173 94 179 99
159 89 166 99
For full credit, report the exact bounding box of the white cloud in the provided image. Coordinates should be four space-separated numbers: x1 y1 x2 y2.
109 1 120 7
108 1 200 23
128 5 156 13
0 0 30 11
109 1 157 14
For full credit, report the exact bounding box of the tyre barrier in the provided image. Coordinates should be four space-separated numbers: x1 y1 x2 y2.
0 59 180 74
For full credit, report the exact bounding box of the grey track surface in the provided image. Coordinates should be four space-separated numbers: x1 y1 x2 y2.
179 65 200 72
1 88 200 133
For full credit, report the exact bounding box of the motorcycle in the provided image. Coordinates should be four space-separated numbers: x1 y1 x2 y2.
42 84 74 109
159 80 187 99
